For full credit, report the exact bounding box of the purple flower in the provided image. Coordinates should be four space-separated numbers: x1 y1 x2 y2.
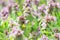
1 7 9 20
34 0 39 6
38 4 45 12
14 3 19 11
44 15 56 22
56 2 60 8
41 35 48 40
0 0 6 7
41 22 47 29
54 33 60 39
26 0 31 3
18 16 25 24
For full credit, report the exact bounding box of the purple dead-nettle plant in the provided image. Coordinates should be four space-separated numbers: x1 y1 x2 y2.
8 0 15 7
38 4 47 15
32 10 40 18
31 0 39 7
23 0 32 17
35 27 40 36
53 28 59 33
47 3 55 13
24 0 32 8
8 27 24 39
23 2 31 9
47 6 52 13
49 2 59 8
41 21 47 29
17 16 29 24
41 34 48 40
13 3 19 13
34 0 39 6
17 16 26 24
7 0 17 10
38 6 48 15
23 7 31 16
24 7 32 14
1 7 9 20
47 0 59 8
43 10 48 15
44 15 51 22
14 3 19 11
8 20 24 39
56 2 60 8
38 4 45 12
54 33 60 40
37 27 40 31
0 0 6 7
0 0 4 4
9 19 20 28
44 14 57 22
47 0 57 4
7 2 13 14
51 3 56 7
51 0 58 3
7 1 18 14
12 27 23 36
50 15 57 22
26 0 32 4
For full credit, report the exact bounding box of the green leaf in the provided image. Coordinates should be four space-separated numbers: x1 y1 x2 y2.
17 11 22 16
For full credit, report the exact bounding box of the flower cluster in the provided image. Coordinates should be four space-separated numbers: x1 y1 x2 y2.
0 0 60 40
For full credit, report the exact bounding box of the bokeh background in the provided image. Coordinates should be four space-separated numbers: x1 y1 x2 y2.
0 0 60 40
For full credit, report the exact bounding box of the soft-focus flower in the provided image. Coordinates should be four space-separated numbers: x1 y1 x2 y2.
36 27 40 36
56 2 60 8
41 22 47 29
47 0 57 4
43 10 48 15
37 27 40 31
1 7 9 20
0 0 6 7
51 3 56 7
9 26 24 39
23 7 32 14
9 20 20 28
53 28 59 33
44 15 51 22
51 16 57 21
54 33 60 39
47 6 53 13
18 16 26 24
14 3 19 11
26 0 31 3
41 34 48 40
7 3 12 13
44 15 56 22
34 0 39 6
52 0 57 2
38 4 45 12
